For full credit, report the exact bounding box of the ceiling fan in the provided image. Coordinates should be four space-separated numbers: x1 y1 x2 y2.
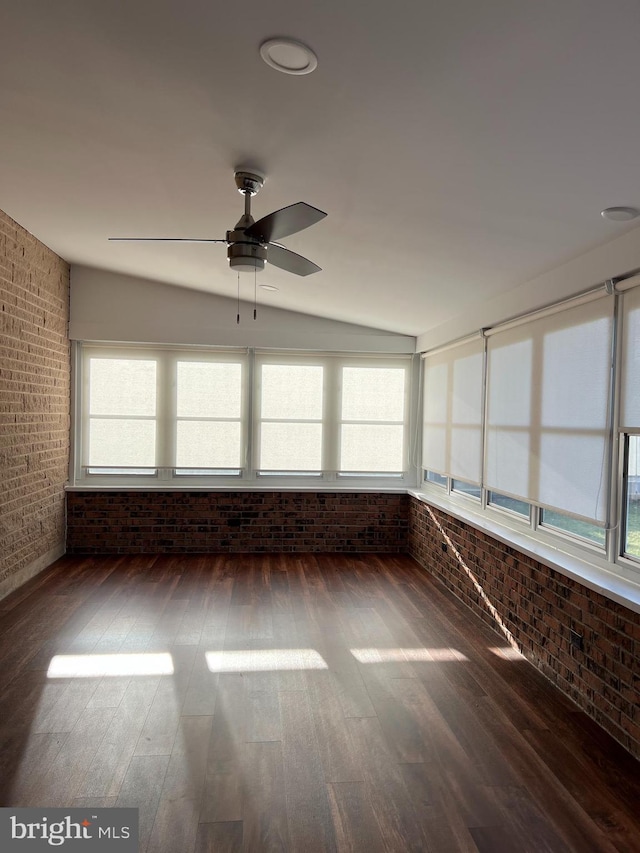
109 170 327 276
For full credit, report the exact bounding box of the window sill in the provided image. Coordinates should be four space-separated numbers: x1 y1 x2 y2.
409 488 640 616
65 482 410 494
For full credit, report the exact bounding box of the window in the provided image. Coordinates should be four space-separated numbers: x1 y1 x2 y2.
485 295 612 524
452 479 481 500
425 470 447 487
75 346 410 486
419 282 640 578
623 436 640 559
539 509 605 547
257 362 324 473
487 492 530 518
620 283 640 563
422 338 484 486
79 347 248 482
85 356 157 474
175 360 244 474
253 355 409 477
340 366 406 473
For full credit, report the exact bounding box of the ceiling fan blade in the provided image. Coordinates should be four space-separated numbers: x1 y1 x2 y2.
244 202 326 243
267 244 321 276
108 237 228 243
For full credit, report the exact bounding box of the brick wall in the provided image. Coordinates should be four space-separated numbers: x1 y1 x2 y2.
408 496 640 760
66 491 408 553
0 209 70 598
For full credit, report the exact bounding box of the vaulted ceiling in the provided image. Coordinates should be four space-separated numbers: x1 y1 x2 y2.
3 1 640 337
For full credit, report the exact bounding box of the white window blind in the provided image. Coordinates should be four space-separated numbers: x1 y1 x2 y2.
258 363 324 471
86 357 157 468
176 361 244 469
78 347 410 485
422 338 484 484
340 366 406 472
485 296 613 523
620 283 640 430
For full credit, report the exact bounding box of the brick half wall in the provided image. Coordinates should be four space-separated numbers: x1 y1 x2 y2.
66 491 409 554
408 495 640 761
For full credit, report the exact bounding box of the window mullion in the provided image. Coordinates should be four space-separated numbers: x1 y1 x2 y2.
157 352 173 479
245 348 254 478
323 358 338 477
609 292 623 562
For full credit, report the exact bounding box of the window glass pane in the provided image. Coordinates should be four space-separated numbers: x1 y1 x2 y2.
177 362 242 418
625 435 640 559
89 419 156 466
90 359 156 416
261 365 323 419
425 470 447 487
260 423 322 470
341 367 405 421
340 424 404 471
540 509 605 547
488 492 530 517
452 479 481 499
620 286 640 429
176 421 241 468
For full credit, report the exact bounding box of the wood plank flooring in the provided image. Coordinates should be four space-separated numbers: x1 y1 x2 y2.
1 553 639 852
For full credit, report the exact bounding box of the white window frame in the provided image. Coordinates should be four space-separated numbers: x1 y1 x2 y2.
74 344 249 487
336 357 409 478
72 344 412 490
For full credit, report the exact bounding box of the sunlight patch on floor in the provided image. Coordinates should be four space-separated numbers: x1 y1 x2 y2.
47 652 175 678
205 648 328 672
489 645 525 661
350 647 469 663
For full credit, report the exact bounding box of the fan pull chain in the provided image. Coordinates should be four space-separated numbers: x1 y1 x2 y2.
254 269 257 320
236 272 240 325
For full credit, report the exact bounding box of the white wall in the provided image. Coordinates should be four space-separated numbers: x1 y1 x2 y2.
417 224 640 351
70 266 416 353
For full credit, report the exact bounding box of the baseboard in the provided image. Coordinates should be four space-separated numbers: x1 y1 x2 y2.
0 542 66 603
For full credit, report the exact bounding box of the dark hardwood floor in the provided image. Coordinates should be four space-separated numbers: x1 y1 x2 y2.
0 553 638 852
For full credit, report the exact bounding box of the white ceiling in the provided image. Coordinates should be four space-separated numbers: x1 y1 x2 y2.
3 0 640 337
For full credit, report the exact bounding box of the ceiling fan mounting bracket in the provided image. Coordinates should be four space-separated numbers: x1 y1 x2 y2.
234 170 265 196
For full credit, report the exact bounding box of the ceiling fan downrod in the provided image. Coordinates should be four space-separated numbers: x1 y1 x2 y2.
228 171 267 272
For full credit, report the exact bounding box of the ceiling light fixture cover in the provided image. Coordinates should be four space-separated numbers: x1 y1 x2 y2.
601 206 640 221
260 38 318 75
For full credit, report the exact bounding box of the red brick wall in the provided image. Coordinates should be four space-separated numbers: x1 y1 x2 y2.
66 491 408 554
408 496 640 761
0 210 70 598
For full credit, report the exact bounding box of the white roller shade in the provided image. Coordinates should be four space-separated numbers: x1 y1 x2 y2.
620 283 640 430
485 296 613 523
258 363 324 471
175 361 244 468
422 338 484 484
340 366 406 472
86 357 157 467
